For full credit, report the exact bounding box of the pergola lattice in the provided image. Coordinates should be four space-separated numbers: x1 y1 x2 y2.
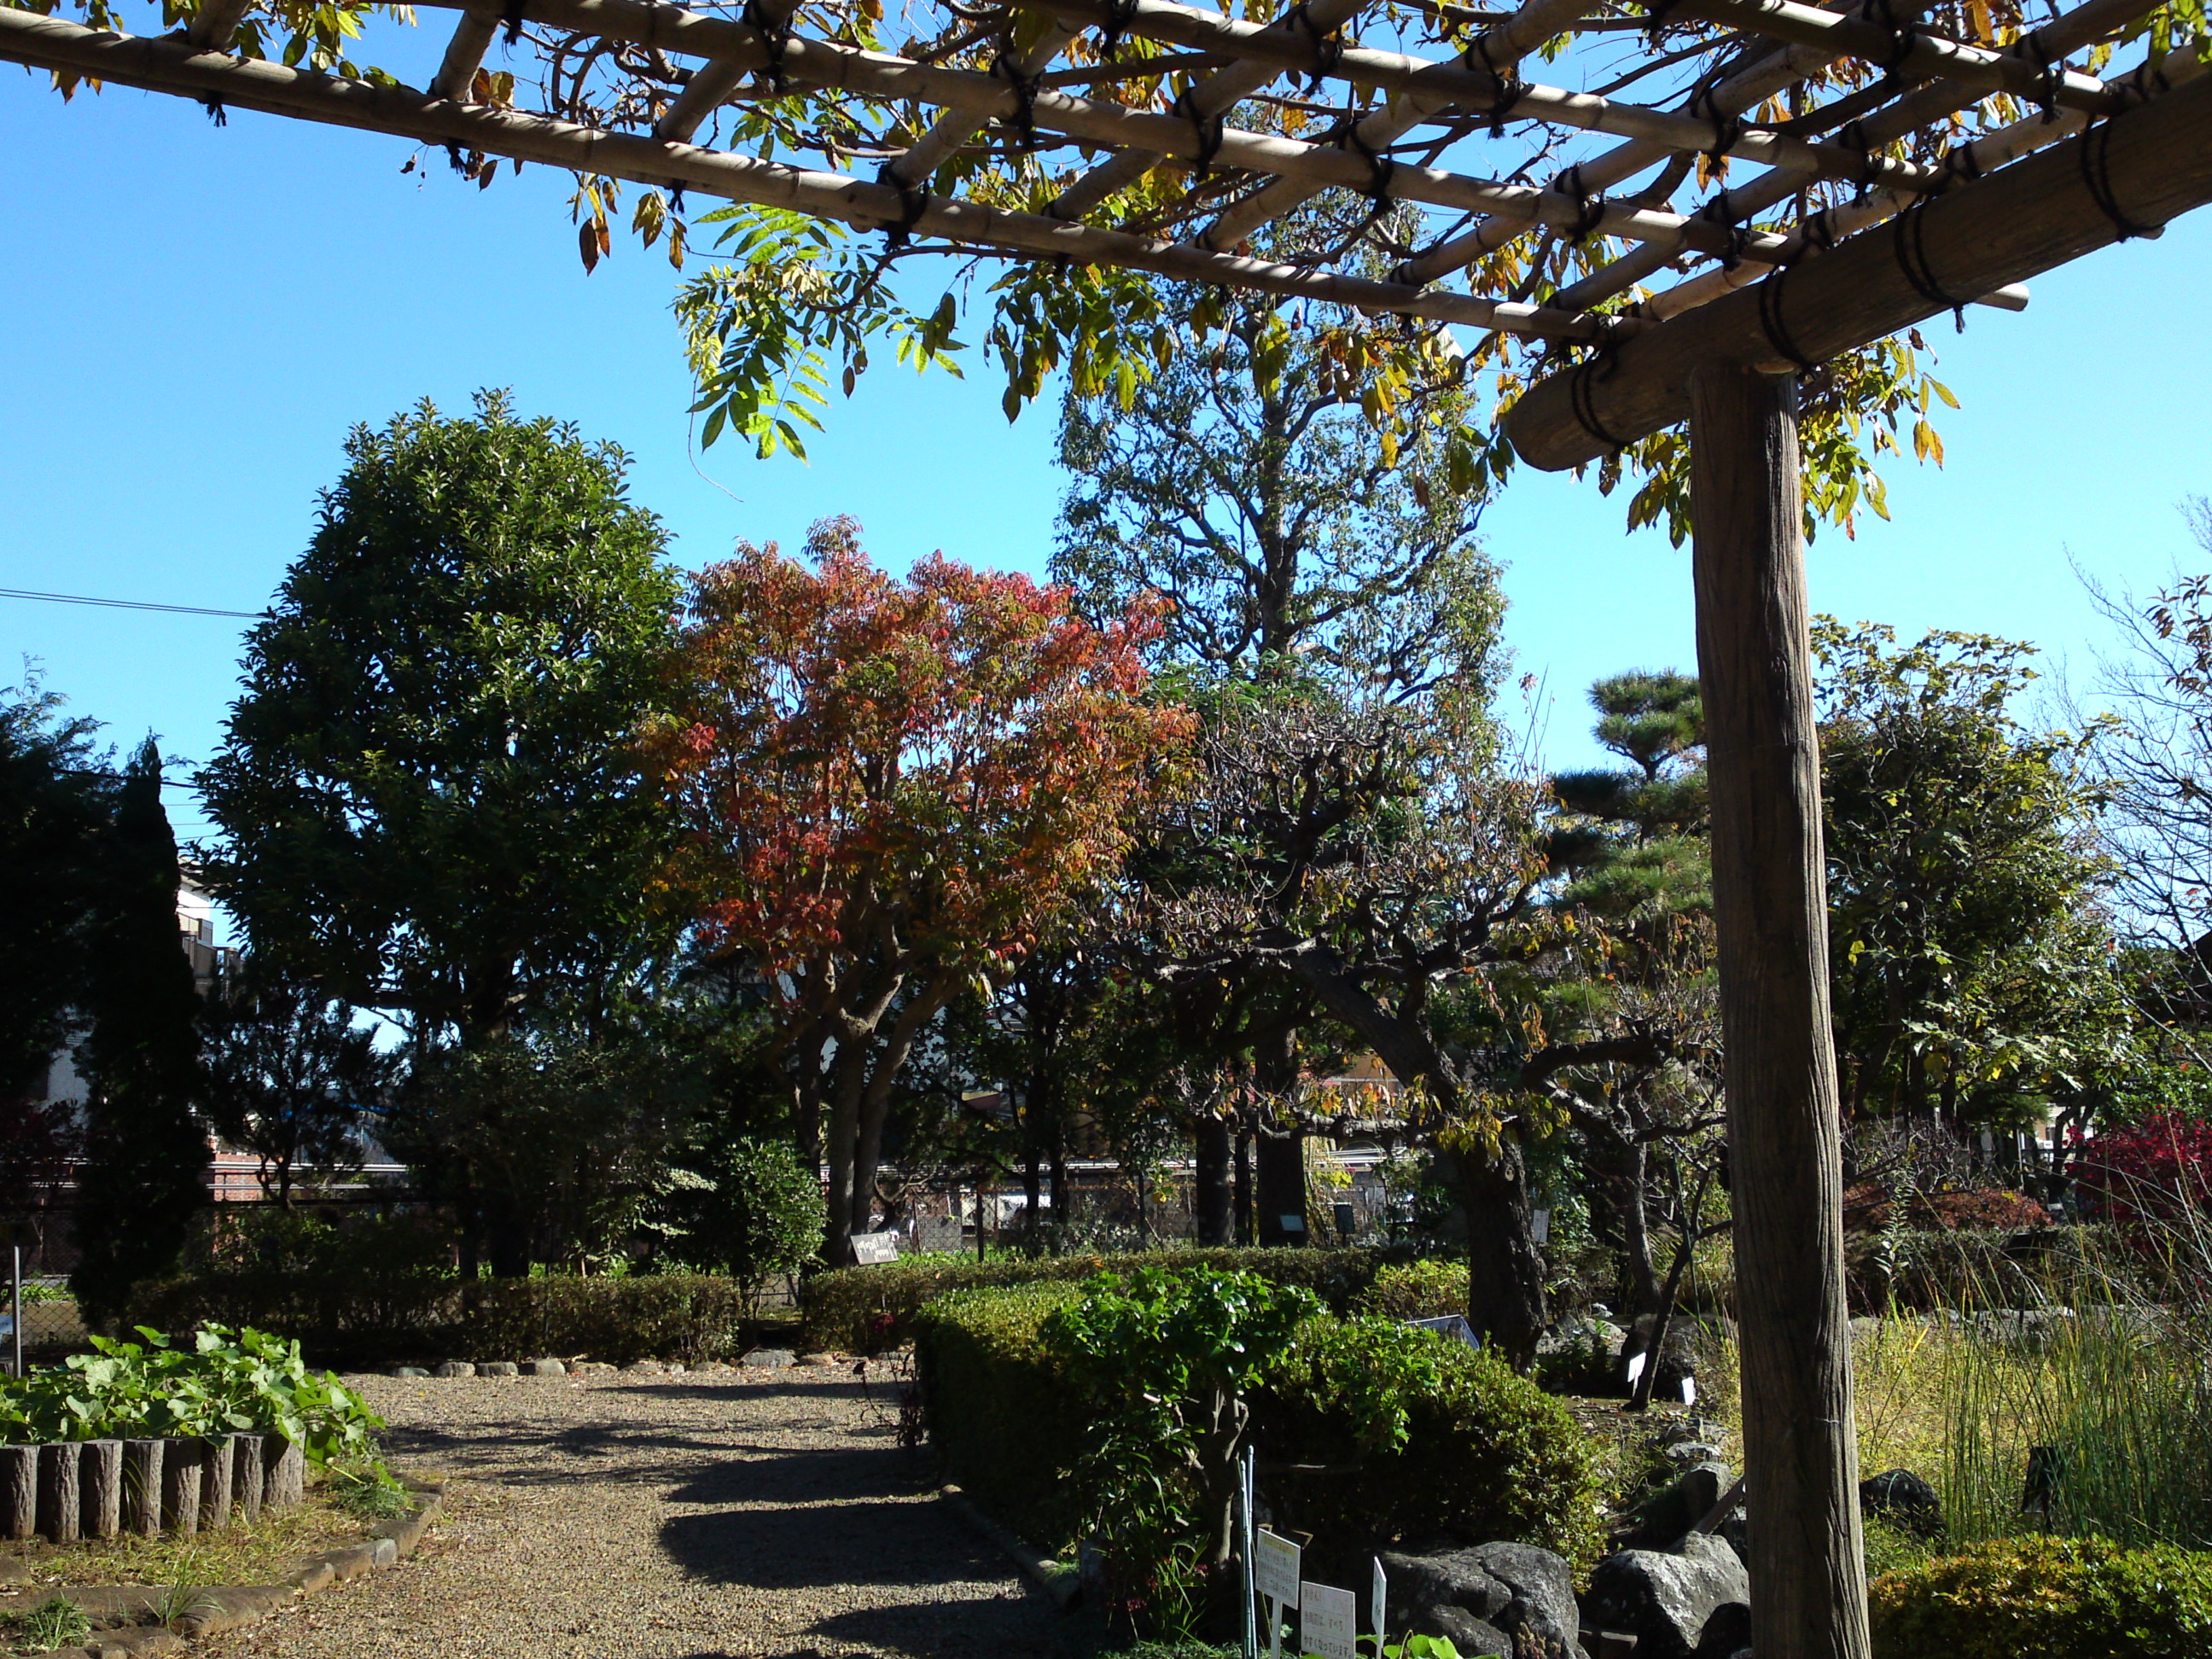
5 0 2209 1648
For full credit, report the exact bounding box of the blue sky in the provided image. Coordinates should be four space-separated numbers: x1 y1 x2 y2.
3 62 2209 861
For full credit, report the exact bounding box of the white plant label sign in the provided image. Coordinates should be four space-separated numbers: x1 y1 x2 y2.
1255 1530 1302 1609
1371 1557 1388 1641
1301 1580 1359 1659
1255 1529 1302 1659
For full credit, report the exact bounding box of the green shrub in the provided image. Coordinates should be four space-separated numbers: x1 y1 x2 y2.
0 1325 382 1466
128 1266 759 1367
1871 1535 2212 1659
1352 1260 1465 1322
913 1284 1087 1541
913 1282 1603 1575
1253 1316 1604 1570
806 1246 1394 1353
658 1137 822 1306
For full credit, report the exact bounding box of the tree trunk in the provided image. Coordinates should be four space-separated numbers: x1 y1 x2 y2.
1458 1146 1548 1370
1194 1115 1235 1245
1022 1148 1044 1249
1233 1129 1254 1244
1690 364 1869 1659
1254 1132 1307 1246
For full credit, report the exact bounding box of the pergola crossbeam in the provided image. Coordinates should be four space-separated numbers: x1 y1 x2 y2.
1545 0 2166 315
1502 60 2212 469
1006 0 1950 194
1665 0 2120 114
0 7 1627 344
1195 0 1592 252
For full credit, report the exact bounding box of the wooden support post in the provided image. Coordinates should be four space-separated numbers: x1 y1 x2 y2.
122 1440 165 1537
1688 365 1868 1659
81 1440 123 1540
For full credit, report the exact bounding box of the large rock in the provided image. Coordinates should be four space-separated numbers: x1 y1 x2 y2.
1690 1601 1750 1659
1581 1534 1749 1659
1629 1461 1732 1549
1860 1468 1942 1539
1382 1541 1588 1659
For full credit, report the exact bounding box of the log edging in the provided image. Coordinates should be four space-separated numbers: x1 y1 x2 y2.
0 1435 306 1544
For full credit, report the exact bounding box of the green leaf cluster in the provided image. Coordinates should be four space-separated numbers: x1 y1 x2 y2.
0 1324 384 1469
1871 1534 2212 1659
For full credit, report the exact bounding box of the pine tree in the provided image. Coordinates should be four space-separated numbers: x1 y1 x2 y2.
70 740 208 1327
1550 669 1709 926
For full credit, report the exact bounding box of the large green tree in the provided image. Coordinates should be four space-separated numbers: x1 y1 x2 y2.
202 390 682 1049
1816 621 2132 1126
72 741 208 1327
1051 261 1511 1249
1054 269 1502 701
0 672 105 1109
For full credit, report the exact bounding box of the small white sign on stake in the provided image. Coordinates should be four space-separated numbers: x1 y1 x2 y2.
1301 1580 1359 1659
1254 1529 1302 1659
1371 1557 1388 1646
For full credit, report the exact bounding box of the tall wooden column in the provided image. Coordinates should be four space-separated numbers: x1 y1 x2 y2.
1688 365 1869 1659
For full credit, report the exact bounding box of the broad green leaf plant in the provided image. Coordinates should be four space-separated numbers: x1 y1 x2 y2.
0 1324 387 1470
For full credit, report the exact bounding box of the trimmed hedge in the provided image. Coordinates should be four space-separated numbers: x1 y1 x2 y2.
128 1270 758 1368
1351 1259 1466 1321
1871 1535 2212 1659
804 1246 1410 1353
911 1281 1602 1569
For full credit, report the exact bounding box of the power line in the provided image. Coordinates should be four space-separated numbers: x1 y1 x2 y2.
0 585 257 620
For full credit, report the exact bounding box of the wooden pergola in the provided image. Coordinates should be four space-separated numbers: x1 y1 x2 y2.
5 0 2208 1647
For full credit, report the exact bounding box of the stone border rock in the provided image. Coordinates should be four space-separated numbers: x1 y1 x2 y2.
9 1476 445 1657
934 1484 1079 1611
388 1352 837 1379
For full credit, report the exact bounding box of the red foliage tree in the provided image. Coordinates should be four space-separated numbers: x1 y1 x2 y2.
658 517 1191 1261
2069 1111 2212 1228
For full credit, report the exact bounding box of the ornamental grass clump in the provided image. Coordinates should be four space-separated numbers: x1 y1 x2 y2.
0 1324 383 1469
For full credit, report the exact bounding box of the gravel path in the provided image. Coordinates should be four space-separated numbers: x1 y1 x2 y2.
202 1368 1085 1659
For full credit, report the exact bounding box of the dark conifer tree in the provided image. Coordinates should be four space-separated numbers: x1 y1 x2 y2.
71 740 207 1327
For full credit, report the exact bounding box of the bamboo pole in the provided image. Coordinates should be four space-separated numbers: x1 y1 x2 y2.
1689 364 1869 1659
1663 0 2123 114
1008 0 1945 190
428 8 502 102
1196 0 1593 252
1045 0 1367 221
1501 60 2212 470
1544 0 2157 312
0 9 1630 345
184 0 254 49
